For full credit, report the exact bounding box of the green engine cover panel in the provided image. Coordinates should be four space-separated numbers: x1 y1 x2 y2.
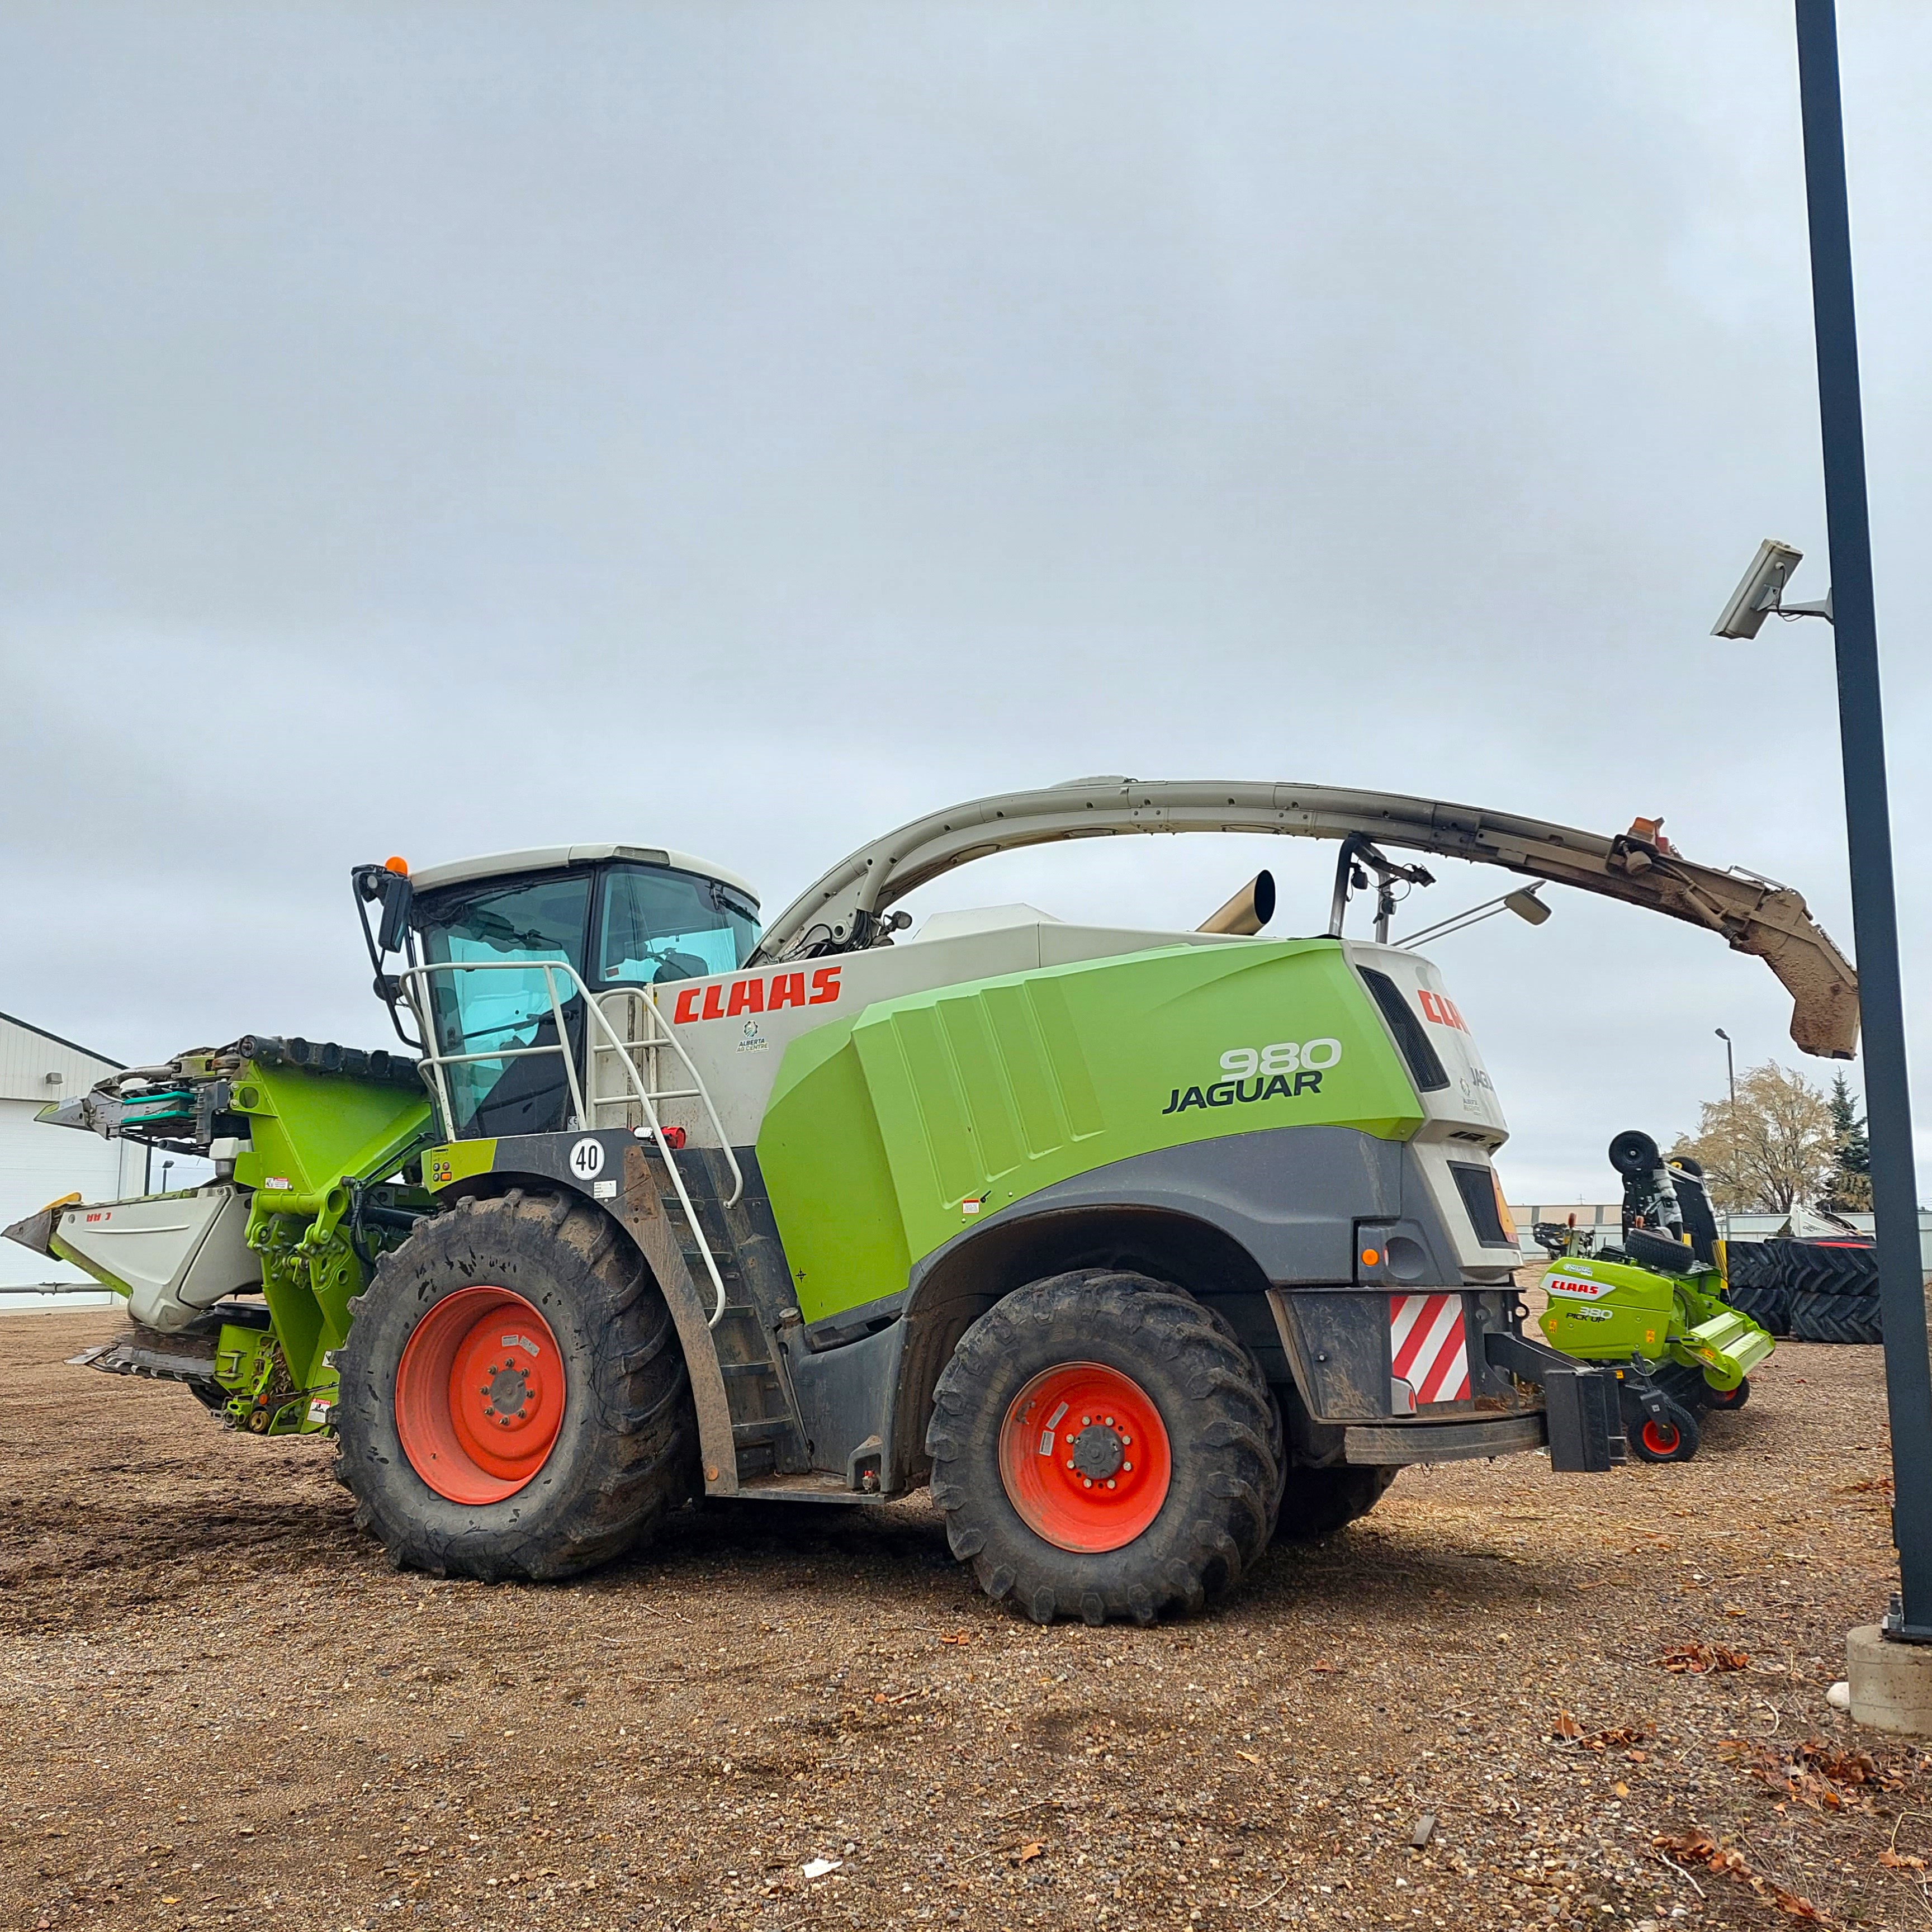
756 939 1423 1323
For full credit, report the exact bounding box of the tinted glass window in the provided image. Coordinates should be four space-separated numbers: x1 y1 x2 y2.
1356 967 1450 1093
416 874 592 1137
597 865 759 986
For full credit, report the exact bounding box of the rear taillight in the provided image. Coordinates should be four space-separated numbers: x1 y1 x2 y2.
1491 1169 1518 1244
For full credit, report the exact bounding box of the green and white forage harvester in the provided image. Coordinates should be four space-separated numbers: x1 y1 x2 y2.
1533 1133 1776 1465
6 780 1858 1622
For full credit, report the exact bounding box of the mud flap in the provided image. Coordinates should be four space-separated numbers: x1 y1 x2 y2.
1485 1330 1626 1471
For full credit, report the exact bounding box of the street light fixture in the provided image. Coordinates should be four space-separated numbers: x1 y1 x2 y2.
1716 1027 1740 1215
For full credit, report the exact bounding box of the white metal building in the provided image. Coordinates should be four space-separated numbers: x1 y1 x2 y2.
0 1010 142 1293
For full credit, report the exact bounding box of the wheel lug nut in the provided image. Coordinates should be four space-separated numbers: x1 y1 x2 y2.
1123 1461 1133 1472
1082 1479 1092 1489
1106 1479 1116 1490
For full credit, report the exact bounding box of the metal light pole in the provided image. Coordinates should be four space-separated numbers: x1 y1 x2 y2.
1716 1027 1739 1206
1793 0 1932 1641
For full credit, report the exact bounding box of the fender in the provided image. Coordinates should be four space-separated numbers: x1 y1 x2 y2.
426 1159 740 1498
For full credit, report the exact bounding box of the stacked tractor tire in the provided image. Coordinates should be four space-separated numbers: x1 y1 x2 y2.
1726 1239 1881 1344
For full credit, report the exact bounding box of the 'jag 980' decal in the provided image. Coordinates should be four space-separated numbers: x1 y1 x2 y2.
1161 1039 1342 1116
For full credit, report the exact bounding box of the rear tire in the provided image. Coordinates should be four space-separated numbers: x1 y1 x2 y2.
335 1191 697 1581
1275 1465 1398 1540
927 1270 1280 1624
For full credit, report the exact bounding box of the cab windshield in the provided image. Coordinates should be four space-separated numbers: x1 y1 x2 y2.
414 861 760 1138
416 873 592 1139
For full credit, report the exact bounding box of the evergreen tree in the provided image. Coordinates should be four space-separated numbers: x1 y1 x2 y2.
1822 1072 1872 1211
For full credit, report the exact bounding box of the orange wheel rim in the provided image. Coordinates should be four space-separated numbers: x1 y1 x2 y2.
1640 1418 1679 1456
998 1362 1172 1552
395 1286 565 1504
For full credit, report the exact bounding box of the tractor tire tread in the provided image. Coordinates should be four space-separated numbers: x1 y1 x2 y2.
1274 1464 1399 1540
1788 1291 1884 1345
336 1191 696 1583
926 1270 1280 1625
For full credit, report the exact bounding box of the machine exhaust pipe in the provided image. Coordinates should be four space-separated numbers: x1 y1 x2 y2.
1197 870 1276 936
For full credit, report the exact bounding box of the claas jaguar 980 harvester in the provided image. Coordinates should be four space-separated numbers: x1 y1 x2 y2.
8 779 1857 1623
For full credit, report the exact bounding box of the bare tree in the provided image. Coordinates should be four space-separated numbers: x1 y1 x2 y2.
1670 1060 1838 1213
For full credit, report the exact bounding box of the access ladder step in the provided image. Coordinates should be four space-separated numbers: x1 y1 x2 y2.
731 1418 792 1445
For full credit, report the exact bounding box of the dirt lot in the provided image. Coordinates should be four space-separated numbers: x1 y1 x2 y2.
4 1307 1929 1932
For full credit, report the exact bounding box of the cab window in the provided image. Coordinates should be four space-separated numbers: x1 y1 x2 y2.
596 865 759 986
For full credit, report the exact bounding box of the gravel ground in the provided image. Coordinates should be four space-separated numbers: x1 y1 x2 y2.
4 1304 1930 1932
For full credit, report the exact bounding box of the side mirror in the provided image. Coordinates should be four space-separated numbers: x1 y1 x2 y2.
353 862 415 955
376 873 414 954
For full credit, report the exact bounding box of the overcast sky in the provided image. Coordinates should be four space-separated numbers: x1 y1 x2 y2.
3 2 1928 1200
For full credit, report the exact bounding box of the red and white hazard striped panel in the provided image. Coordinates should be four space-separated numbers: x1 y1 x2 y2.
1389 1292 1471 1407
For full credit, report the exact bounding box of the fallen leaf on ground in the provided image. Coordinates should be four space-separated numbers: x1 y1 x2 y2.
1741 1737 1897 1811
1550 1713 1650 1753
1656 1830 1827 1920
1658 1643 1750 1674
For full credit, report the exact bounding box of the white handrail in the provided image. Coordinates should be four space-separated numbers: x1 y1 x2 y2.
396 958 741 1325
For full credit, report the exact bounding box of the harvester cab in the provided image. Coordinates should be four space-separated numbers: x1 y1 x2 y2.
1537 1129 1775 1464
354 844 761 1145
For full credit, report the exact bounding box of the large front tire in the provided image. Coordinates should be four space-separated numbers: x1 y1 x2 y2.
336 1191 697 1581
926 1270 1281 1625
